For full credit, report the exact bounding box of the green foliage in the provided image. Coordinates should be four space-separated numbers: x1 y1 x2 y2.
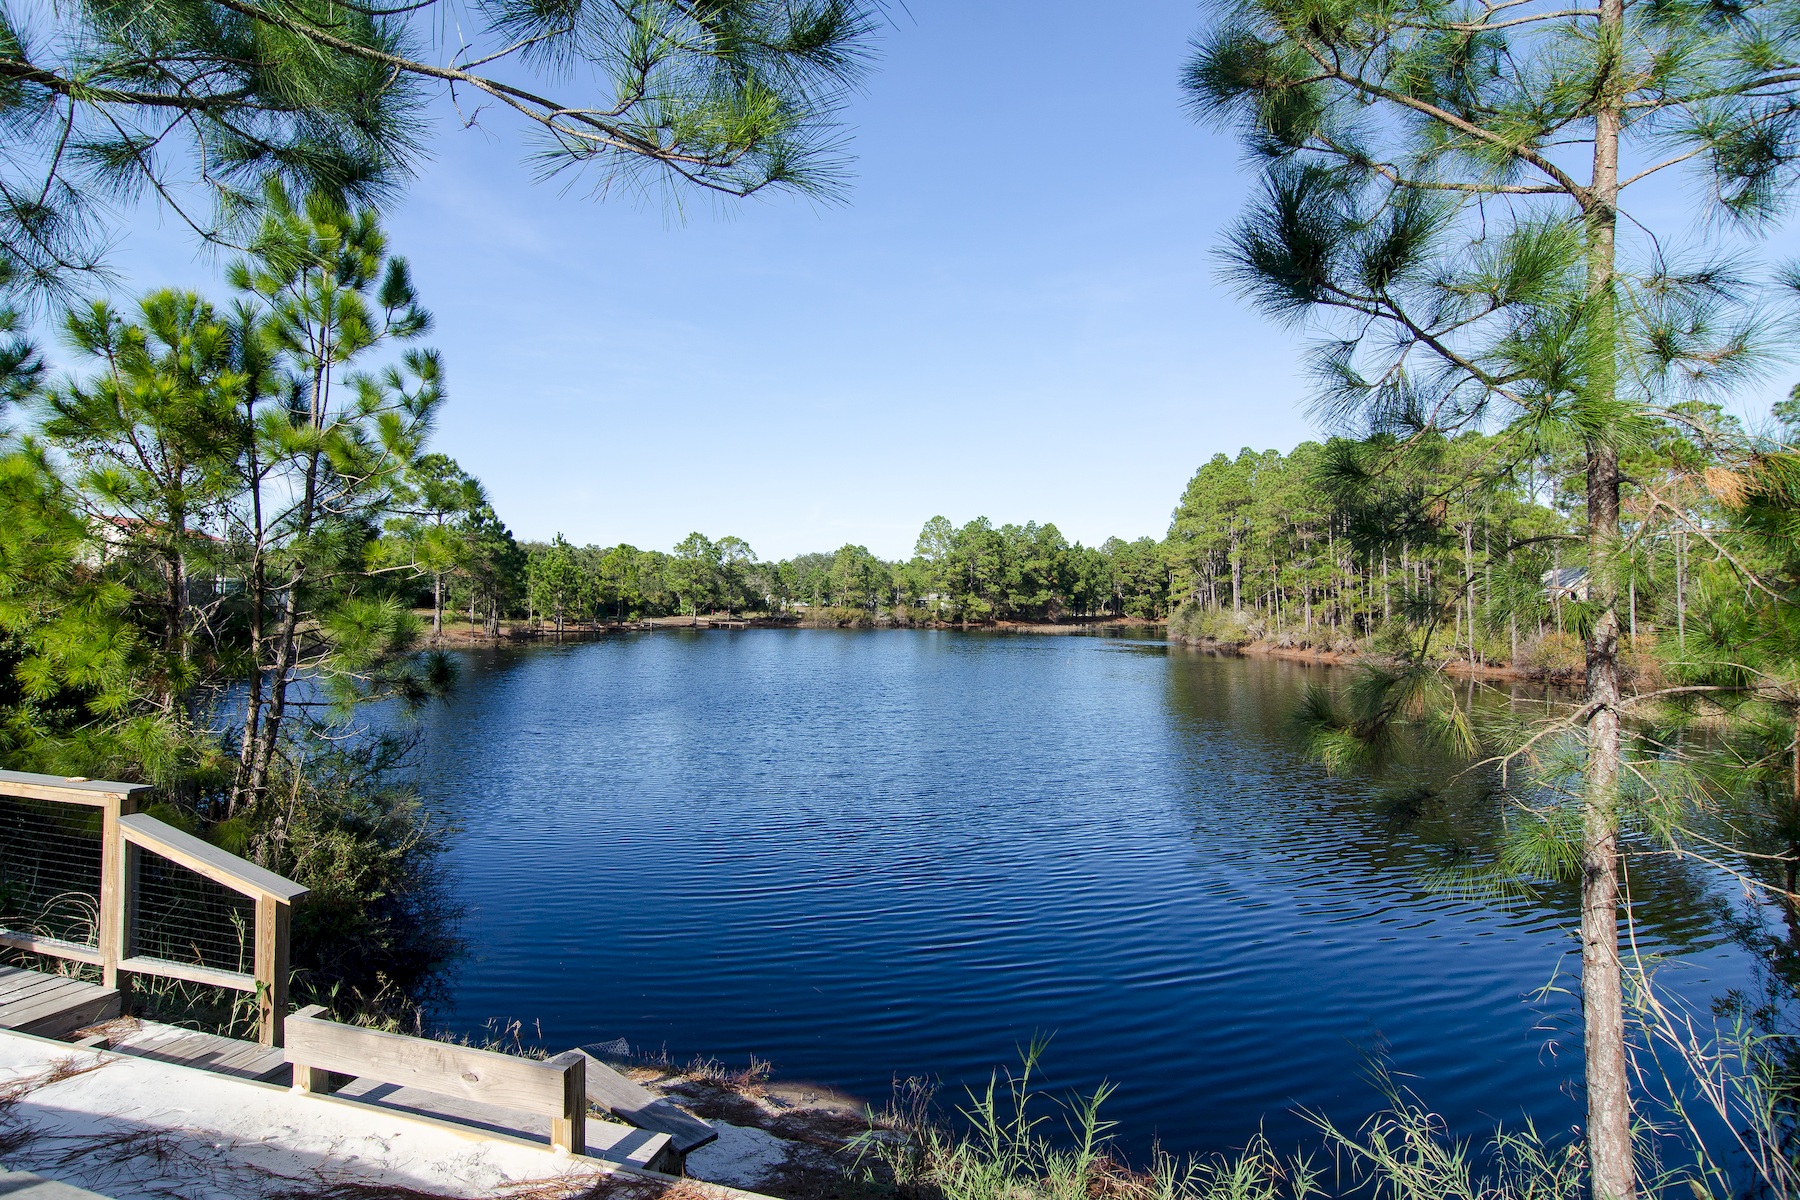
0 0 879 301
0 190 465 1026
497 516 1168 628
1164 433 1590 666
854 1047 1602 1200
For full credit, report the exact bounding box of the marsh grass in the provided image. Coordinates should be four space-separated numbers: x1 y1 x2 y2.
852 1037 1154 1200
849 1044 1601 1200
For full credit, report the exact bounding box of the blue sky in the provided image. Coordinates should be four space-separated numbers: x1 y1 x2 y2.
85 0 1800 560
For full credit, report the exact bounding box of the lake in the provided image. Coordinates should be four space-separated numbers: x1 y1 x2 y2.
409 629 1756 1162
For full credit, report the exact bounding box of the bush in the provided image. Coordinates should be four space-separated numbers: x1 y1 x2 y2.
270 736 461 1027
1168 603 1264 645
1521 631 1584 675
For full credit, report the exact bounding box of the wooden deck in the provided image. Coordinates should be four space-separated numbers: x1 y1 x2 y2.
0 964 118 1039
0 958 710 1178
332 1077 677 1172
102 1018 288 1082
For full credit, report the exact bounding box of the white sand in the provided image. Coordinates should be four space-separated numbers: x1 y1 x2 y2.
0 1027 631 1198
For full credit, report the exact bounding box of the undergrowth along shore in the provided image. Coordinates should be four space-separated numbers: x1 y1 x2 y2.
1165 603 1633 687
431 601 1596 688
578 1033 1781 1200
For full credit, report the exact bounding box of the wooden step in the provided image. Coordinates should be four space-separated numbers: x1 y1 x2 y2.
100 1019 288 1082
333 1076 676 1172
0 965 119 1039
577 1045 718 1154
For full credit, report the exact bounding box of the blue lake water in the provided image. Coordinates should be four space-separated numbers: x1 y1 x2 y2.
409 630 1756 1161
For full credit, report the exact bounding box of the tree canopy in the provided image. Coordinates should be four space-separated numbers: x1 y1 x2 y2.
0 0 878 300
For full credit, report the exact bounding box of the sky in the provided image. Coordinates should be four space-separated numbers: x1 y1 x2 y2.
80 0 1800 561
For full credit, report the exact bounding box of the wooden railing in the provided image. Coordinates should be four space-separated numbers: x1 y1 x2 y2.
286 1006 590 1155
0 770 308 1046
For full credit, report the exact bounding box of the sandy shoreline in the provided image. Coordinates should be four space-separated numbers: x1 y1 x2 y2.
1168 634 1585 688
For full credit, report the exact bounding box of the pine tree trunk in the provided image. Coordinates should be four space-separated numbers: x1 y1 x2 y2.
245 448 320 810
232 432 268 815
1581 12 1635 1192
1465 522 1477 667
166 518 187 718
1676 529 1687 645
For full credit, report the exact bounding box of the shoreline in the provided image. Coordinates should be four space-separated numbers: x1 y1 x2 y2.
1168 633 1587 688
427 617 1580 689
424 614 1168 644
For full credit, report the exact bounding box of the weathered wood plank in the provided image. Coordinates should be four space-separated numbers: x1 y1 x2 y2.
4 987 119 1039
117 956 255 992
108 1022 287 1081
17 993 119 1039
285 1010 572 1116
0 769 150 805
0 933 104 967
117 813 308 902
0 973 86 1005
577 1047 718 1153
0 985 87 1027
287 1008 588 1154
0 966 71 1002
254 895 288 1047
0 986 92 1025
0 975 90 1008
333 1078 673 1170
99 793 129 990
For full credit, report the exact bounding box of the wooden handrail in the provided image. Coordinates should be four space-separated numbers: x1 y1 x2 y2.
117 956 256 992
285 1006 588 1155
0 775 305 1046
117 814 309 903
0 770 148 806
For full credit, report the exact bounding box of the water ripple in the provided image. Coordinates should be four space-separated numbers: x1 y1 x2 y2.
411 631 1758 1162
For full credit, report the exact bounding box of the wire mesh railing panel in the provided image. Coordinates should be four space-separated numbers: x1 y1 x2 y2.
0 795 103 947
132 854 255 977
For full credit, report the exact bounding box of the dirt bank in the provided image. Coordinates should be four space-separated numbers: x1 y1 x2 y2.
1168 634 1586 689
424 615 1166 641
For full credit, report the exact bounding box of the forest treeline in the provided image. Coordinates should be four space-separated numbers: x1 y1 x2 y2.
441 520 1173 631
429 406 1773 679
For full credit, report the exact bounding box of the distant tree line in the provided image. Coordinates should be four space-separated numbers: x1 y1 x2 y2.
412 518 1176 629
389 402 1766 668
1164 414 1745 671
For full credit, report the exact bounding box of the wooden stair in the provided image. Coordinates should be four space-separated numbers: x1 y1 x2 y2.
0 965 118 1039
102 1018 287 1081
333 1077 676 1172
578 1045 719 1155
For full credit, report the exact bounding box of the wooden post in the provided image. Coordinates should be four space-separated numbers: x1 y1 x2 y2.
548 1051 588 1156
255 895 290 1047
288 1004 331 1092
98 791 137 996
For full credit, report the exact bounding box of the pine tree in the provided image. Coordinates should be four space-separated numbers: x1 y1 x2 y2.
225 181 441 815
0 0 878 300
1187 0 1800 1191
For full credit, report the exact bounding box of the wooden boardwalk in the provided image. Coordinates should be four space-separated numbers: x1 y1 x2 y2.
0 964 284 1082
334 1078 677 1172
104 1018 287 1082
0 964 118 1039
